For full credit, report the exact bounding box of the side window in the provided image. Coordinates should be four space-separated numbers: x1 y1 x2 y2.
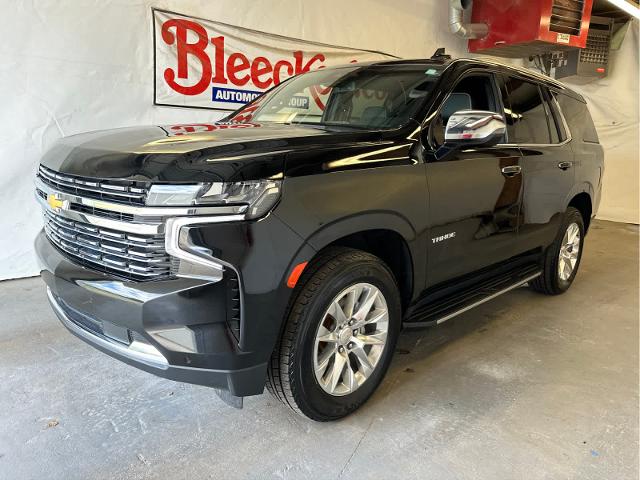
542 88 567 143
502 76 552 145
556 93 599 144
432 74 500 147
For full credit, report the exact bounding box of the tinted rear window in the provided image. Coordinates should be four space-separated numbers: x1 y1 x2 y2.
556 93 600 144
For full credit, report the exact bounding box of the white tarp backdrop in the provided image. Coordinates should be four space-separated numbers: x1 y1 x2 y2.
563 21 639 224
0 1 638 280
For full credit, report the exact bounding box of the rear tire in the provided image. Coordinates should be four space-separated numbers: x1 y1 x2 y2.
530 207 585 295
266 247 401 421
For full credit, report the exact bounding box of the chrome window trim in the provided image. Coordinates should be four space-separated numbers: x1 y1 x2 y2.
36 177 248 218
496 137 572 149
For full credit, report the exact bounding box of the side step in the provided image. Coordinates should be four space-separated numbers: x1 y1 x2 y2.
403 266 541 328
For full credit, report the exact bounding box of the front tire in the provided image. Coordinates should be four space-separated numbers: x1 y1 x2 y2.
530 207 585 295
267 247 401 421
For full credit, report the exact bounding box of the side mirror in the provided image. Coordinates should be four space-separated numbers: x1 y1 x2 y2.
445 110 506 148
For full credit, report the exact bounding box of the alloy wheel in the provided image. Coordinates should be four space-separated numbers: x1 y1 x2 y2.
312 283 389 396
558 222 581 281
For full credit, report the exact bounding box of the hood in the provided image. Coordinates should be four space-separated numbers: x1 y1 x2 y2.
40 122 387 183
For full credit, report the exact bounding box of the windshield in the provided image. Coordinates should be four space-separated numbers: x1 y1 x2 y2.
227 65 443 129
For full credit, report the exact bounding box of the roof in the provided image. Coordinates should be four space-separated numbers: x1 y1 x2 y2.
361 57 584 102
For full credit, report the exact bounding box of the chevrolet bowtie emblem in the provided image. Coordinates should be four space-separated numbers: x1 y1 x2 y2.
47 194 68 211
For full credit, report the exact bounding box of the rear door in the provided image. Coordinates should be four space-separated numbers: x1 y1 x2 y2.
498 74 575 254
424 71 524 287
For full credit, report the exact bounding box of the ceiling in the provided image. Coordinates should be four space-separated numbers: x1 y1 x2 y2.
592 0 639 20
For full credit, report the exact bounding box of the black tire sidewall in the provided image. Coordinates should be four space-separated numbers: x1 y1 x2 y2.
292 258 401 420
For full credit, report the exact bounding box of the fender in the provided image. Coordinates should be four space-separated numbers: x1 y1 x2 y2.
304 210 417 251
300 211 425 303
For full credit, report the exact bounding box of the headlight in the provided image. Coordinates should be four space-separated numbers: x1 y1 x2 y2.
146 180 281 219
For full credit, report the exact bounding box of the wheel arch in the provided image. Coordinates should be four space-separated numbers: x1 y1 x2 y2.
567 190 593 233
304 212 419 312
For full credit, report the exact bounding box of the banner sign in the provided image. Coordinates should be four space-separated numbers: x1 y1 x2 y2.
153 8 396 111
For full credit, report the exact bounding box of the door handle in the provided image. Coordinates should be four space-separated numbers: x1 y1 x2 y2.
501 165 522 177
558 161 573 170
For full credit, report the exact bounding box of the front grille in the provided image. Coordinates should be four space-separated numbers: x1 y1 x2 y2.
38 165 149 206
550 0 585 36
43 209 172 281
58 296 104 336
36 188 135 222
68 202 135 222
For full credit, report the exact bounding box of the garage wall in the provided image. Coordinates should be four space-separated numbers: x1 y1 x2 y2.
0 1 636 281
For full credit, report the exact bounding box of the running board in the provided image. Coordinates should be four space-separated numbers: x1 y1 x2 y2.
403 267 541 328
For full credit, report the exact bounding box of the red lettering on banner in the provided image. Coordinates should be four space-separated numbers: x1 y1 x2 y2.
227 52 251 86
159 17 362 101
210 36 228 85
251 56 273 89
273 60 294 84
294 51 326 75
161 19 212 96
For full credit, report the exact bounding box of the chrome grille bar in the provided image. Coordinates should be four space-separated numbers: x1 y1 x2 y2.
43 210 172 280
38 165 148 205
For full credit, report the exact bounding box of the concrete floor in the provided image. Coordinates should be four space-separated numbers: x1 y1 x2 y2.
0 220 637 480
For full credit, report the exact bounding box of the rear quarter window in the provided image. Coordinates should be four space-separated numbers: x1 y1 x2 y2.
556 93 600 144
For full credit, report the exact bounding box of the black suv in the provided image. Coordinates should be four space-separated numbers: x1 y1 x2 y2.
35 57 603 421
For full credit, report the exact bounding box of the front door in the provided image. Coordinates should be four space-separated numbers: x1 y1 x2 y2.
424 72 524 287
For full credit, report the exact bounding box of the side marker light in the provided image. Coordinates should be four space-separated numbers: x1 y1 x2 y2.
287 262 308 288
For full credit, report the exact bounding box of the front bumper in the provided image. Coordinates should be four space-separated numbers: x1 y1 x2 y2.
36 231 268 396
